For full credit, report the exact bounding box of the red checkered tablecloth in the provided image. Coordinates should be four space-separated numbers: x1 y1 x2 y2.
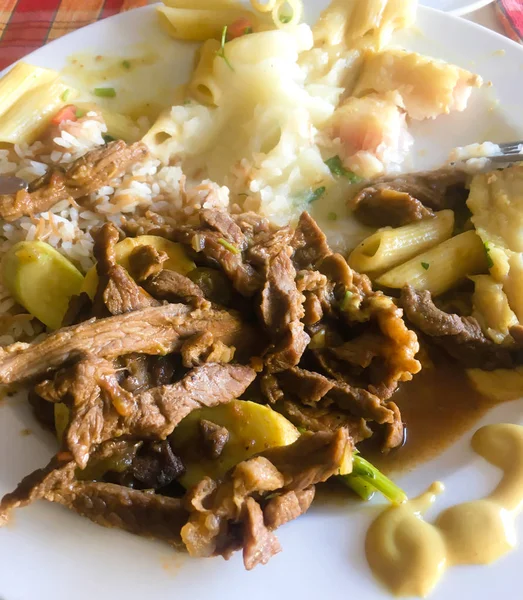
0 0 520 73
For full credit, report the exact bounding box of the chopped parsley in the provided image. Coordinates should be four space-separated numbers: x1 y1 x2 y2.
218 238 240 254
216 26 234 72
60 89 71 102
484 241 494 269
93 87 116 98
244 26 253 34
75 108 85 118
421 262 430 271
325 155 361 183
306 186 326 203
280 14 292 23
340 290 354 311
121 59 131 69
327 211 338 221
102 134 116 144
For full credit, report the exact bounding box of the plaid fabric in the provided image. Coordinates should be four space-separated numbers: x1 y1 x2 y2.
496 0 523 42
0 0 147 71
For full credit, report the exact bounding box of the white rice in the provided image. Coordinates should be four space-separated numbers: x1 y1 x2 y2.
0 113 229 345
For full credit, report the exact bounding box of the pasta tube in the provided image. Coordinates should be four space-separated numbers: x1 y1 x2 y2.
0 62 58 120
0 80 78 144
164 0 240 7
376 230 487 297
251 0 278 12
157 5 254 41
188 39 222 106
272 0 303 28
470 275 518 344
348 209 454 274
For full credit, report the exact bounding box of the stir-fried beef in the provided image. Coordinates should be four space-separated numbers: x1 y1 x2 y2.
351 169 468 227
61 292 92 327
291 212 331 269
277 367 334 405
181 429 350 568
0 304 253 385
120 354 151 393
401 285 513 369
200 209 247 249
128 244 168 282
200 419 230 459
181 331 235 368
0 141 148 222
279 400 372 444
247 227 294 265
260 249 309 372
144 270 207 307
93 222 158 316
38 360 256 468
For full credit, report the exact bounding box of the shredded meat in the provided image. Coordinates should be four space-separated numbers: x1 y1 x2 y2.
181 332 235 368
200 209 247 249
131 440 185 489
144 270 207 307
263 488 315 530
93 222 158 316
37 360 256 468
0 303 254 385
291 212 331 269
181 429 350 568
0 141 148 222
401 284 514 369
128 244 168 282
351 169 468 227
200 419 230 459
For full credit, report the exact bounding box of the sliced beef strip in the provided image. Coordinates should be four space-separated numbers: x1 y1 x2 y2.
181 332 235 368
61 292 92 327
277 367 334 405
173 228 262 297
149 355 176 388
181 429 350 568
259 373 284 404
200 209 247 249
200 419 230 459
401 284 514 369
120 354 151 394
263 488 315 530
144 269 207 307
382 402 405 451
318 253 353 288
0 303 253 385
247 227 294 265
233 212 274 238
303 293 323 325
260 249 310 372
278 399 372 444
291 211 331 269
92 222 159 317
351 169 468 227
128 244 168 282
131 440 185 489
37 359 256 468
0 141 148 222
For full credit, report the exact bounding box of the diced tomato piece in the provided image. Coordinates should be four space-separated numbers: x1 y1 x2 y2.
50 104 78 125
227 17 254 40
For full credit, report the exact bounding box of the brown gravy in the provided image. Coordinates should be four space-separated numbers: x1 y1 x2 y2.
363 353 494 474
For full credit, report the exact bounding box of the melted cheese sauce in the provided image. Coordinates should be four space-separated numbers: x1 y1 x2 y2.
365 423 523 597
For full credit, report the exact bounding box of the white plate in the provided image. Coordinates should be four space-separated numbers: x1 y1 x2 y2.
420 0 494 16
1 4 523 600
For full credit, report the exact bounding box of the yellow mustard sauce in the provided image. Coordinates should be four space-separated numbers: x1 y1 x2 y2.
365 423 523 597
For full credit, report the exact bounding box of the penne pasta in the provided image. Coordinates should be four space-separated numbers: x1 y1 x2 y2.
0 62 59 120
0 80 78 144
76 102 142 142
188 39 222 106
157 5 254 42
376 230 487 297
471 275 518 344
251 0 278 13
348 209 454 274
272 0 304 28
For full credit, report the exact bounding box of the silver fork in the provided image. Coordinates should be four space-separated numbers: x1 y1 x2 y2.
488 141 523 163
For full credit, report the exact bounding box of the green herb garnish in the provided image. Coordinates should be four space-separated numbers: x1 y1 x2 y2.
61 89 71 102
306 186 326 203
421 262 430 271
216 26 234 72
341 453 407 505
93 87 116 98
280 14 292 23
484 241 494 269
218 238 240 254
244 26 253 34
102 134 116 144
75 108 84 118
121 60 131 69
327 211 338 221
325 155 361 183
